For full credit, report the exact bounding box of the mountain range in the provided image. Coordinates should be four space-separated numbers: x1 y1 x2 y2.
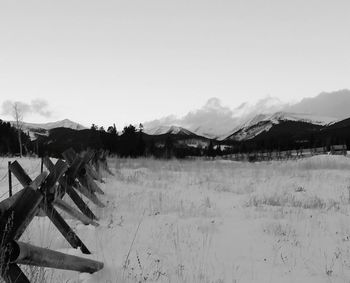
5 89 350 151
225 112 336 142
144 89 350 140
10 119 86 140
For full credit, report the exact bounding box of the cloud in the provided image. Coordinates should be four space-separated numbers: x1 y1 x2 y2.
180 98 238 135
144 98 239 138
30 99 52 117
1 99 53 118
143 96 287 138
285 89 350 119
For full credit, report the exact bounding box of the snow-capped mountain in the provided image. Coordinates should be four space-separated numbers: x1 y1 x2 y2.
144 96 286 139
144 90 350 140
21 119 87 131
225 112 337 141
145 125 196 136
11 119 86 140
266 112 336 126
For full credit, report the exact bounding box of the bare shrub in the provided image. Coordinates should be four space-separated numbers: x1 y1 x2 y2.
247 193 340 210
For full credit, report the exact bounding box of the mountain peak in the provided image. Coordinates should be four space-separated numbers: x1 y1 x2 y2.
224 111 338 141
144 125 195 136
144 89 349 140
26 119 87 130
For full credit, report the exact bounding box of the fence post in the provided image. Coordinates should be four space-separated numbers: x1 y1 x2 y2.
8 161 12 197
1 157 105 282
41 156 44 173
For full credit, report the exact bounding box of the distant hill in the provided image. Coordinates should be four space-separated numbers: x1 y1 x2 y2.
10 119 87 140
145 125 195 136
243 121 324 151
314 117 350 147
37 127 113 157
224 112 336 142
35 125 211 159
24 119 87 130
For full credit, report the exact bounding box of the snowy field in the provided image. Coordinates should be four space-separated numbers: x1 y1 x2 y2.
1 155 350 283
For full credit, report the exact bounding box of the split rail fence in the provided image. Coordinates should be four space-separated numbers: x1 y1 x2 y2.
221 144 348 162
0 148 107 283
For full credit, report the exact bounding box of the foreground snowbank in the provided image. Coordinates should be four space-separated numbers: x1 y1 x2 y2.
1 156 350 282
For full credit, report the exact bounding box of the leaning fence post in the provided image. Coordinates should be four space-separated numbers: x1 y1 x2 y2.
8 161 12 197
40 156 44 173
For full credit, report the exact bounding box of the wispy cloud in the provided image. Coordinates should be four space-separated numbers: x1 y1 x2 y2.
1 99 53 118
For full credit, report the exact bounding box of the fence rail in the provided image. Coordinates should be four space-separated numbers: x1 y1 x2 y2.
220 144 348 162
0 148 108 283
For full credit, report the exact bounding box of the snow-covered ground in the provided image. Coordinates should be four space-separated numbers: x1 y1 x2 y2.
1 155 350 282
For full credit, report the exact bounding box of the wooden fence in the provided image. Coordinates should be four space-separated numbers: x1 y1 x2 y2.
0 148 106 283
221 144 348 162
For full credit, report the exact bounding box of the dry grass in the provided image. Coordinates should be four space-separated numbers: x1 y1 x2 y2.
2 155 350 282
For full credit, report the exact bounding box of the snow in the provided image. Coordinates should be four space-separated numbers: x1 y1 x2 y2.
230 121 274 141
144 125 194 136
8 119 86 140
143 97 289 140
145 112 338 142
225 112 338 141
267 112 337 126
1 156 350 282
21 119 87 131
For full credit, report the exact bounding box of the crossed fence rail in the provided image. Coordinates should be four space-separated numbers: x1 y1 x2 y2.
0 148 109 283
221 144 347 162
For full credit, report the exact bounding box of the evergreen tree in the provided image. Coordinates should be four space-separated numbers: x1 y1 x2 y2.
207 140 215 157
107 124 117 135
164 136 173 159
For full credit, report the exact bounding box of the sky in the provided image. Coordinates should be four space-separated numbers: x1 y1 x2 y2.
0 0 349 129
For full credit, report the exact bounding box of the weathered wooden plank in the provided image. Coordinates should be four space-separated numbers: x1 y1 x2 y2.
9 241 103 274
40 159 68 197
11 160 92 253
67 157 85 182
65 148 103 183
75 181 105 208
41 203 90 254
85 174 104 195
82 149 95 164
0 171 48 239
43 158 66 199
8 161 31 187
63 182 98 221
0 190 25 217
85 163 103 182
8 161 12 197
8 162 73 241
53 198 98 226
0 186 43 242
44 157 98 220
62 148 76 164
9 162 48 191
84 150 105 182
42 156 55 172
63 149 105 206
30 171 48 190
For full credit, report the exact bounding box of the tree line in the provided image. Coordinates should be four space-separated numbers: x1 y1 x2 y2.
0 120 30 155
34 123 217 159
